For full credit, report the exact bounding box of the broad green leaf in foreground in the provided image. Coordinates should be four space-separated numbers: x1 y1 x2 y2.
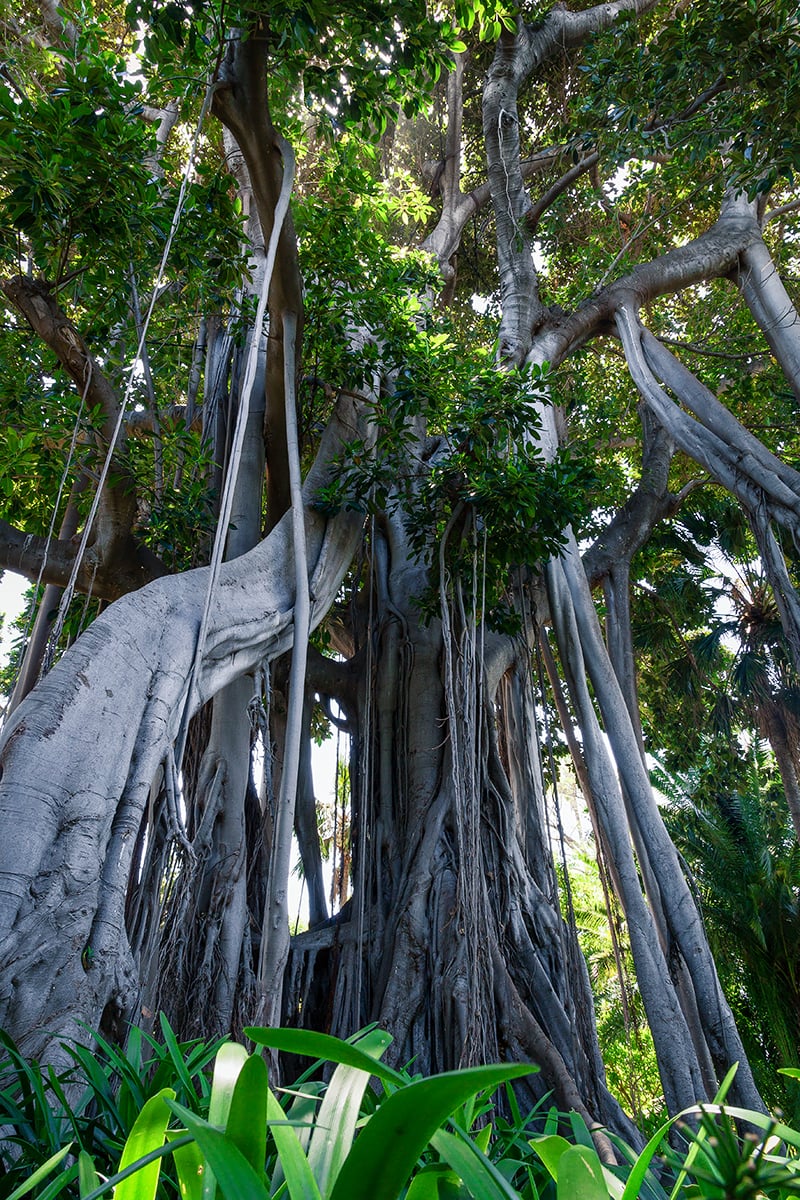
557 1145 608 1200
245 1026 406 1087
225 1052 269 1176
307 1027 392 1196
203 1041 250 1200
115 1087 175 1200
167 1101 272 1200
327 1062 537 1200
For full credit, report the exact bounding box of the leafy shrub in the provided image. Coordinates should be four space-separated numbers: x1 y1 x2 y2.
3 1023 800 1200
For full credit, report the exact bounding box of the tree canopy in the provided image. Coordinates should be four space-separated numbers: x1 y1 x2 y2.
1 0 800 1133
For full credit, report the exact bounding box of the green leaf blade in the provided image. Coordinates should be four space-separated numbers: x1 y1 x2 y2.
328 1063 536 1200
115 1087 176 1200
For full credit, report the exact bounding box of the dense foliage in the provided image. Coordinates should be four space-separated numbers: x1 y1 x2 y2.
2 0 800 1144
4 1024 800 1200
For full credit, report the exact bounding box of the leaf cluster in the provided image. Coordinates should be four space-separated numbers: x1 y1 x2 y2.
0 43 155 283
8 1019 800 1200
578 0 800 197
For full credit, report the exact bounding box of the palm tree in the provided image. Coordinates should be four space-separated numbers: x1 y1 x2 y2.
658 748 800 1116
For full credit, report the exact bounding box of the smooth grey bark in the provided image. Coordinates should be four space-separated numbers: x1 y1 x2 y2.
640 328 800 523
546 554 708 1113
481 0 659 363
0 400 364 1060
257 309 309 1029
734 212 800 399
618 306 800 673
555 529 763 1109
529 375 764 1111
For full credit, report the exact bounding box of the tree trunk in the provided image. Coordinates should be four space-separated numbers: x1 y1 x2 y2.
0 402 364 1062
282 510 640 1140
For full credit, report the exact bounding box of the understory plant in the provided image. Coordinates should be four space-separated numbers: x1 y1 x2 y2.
2 1024 800 1200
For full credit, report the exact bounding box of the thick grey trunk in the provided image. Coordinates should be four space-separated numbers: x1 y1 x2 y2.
0 403 363 1059
283 509 639 1142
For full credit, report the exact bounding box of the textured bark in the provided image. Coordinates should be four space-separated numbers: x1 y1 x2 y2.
281 503 641 1140
152 259 270 1034
0 401 364 1059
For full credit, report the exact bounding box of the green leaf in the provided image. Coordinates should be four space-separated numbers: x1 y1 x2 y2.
245 1027 406 1087
618 1064 742 1200
528 1133 573 1180
556 1145 608 1200
406 1164 469 1199
307 1027 392 1196
679 1104 800 1154
30 1163 79 1200
267 1084 323 1200
431 1127 520 1200
79 1139 193 1200
4 1144 73 1200
115 1087 176 1200
169 1128 207 1200
619 1116 680 1200
328 1064 537 1200
78 1150 100 1197
226 1053 268 1175
203 1042 250 1200
160 1012 202 1105
167 1102 272 1200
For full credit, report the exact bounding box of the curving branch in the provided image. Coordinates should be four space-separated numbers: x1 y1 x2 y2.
618 304 800 673
213 31 303 526
0 517 165 599
0 275 161 579
525 152 600 233
0 397 366 1059
527 201 759 370
3 276 123 444
483 0 660 362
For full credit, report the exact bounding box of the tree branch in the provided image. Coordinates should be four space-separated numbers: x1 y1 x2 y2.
0 517 165 599
213 31 303 526
525 152 600 233
483 0 660 362
2 276 122 445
